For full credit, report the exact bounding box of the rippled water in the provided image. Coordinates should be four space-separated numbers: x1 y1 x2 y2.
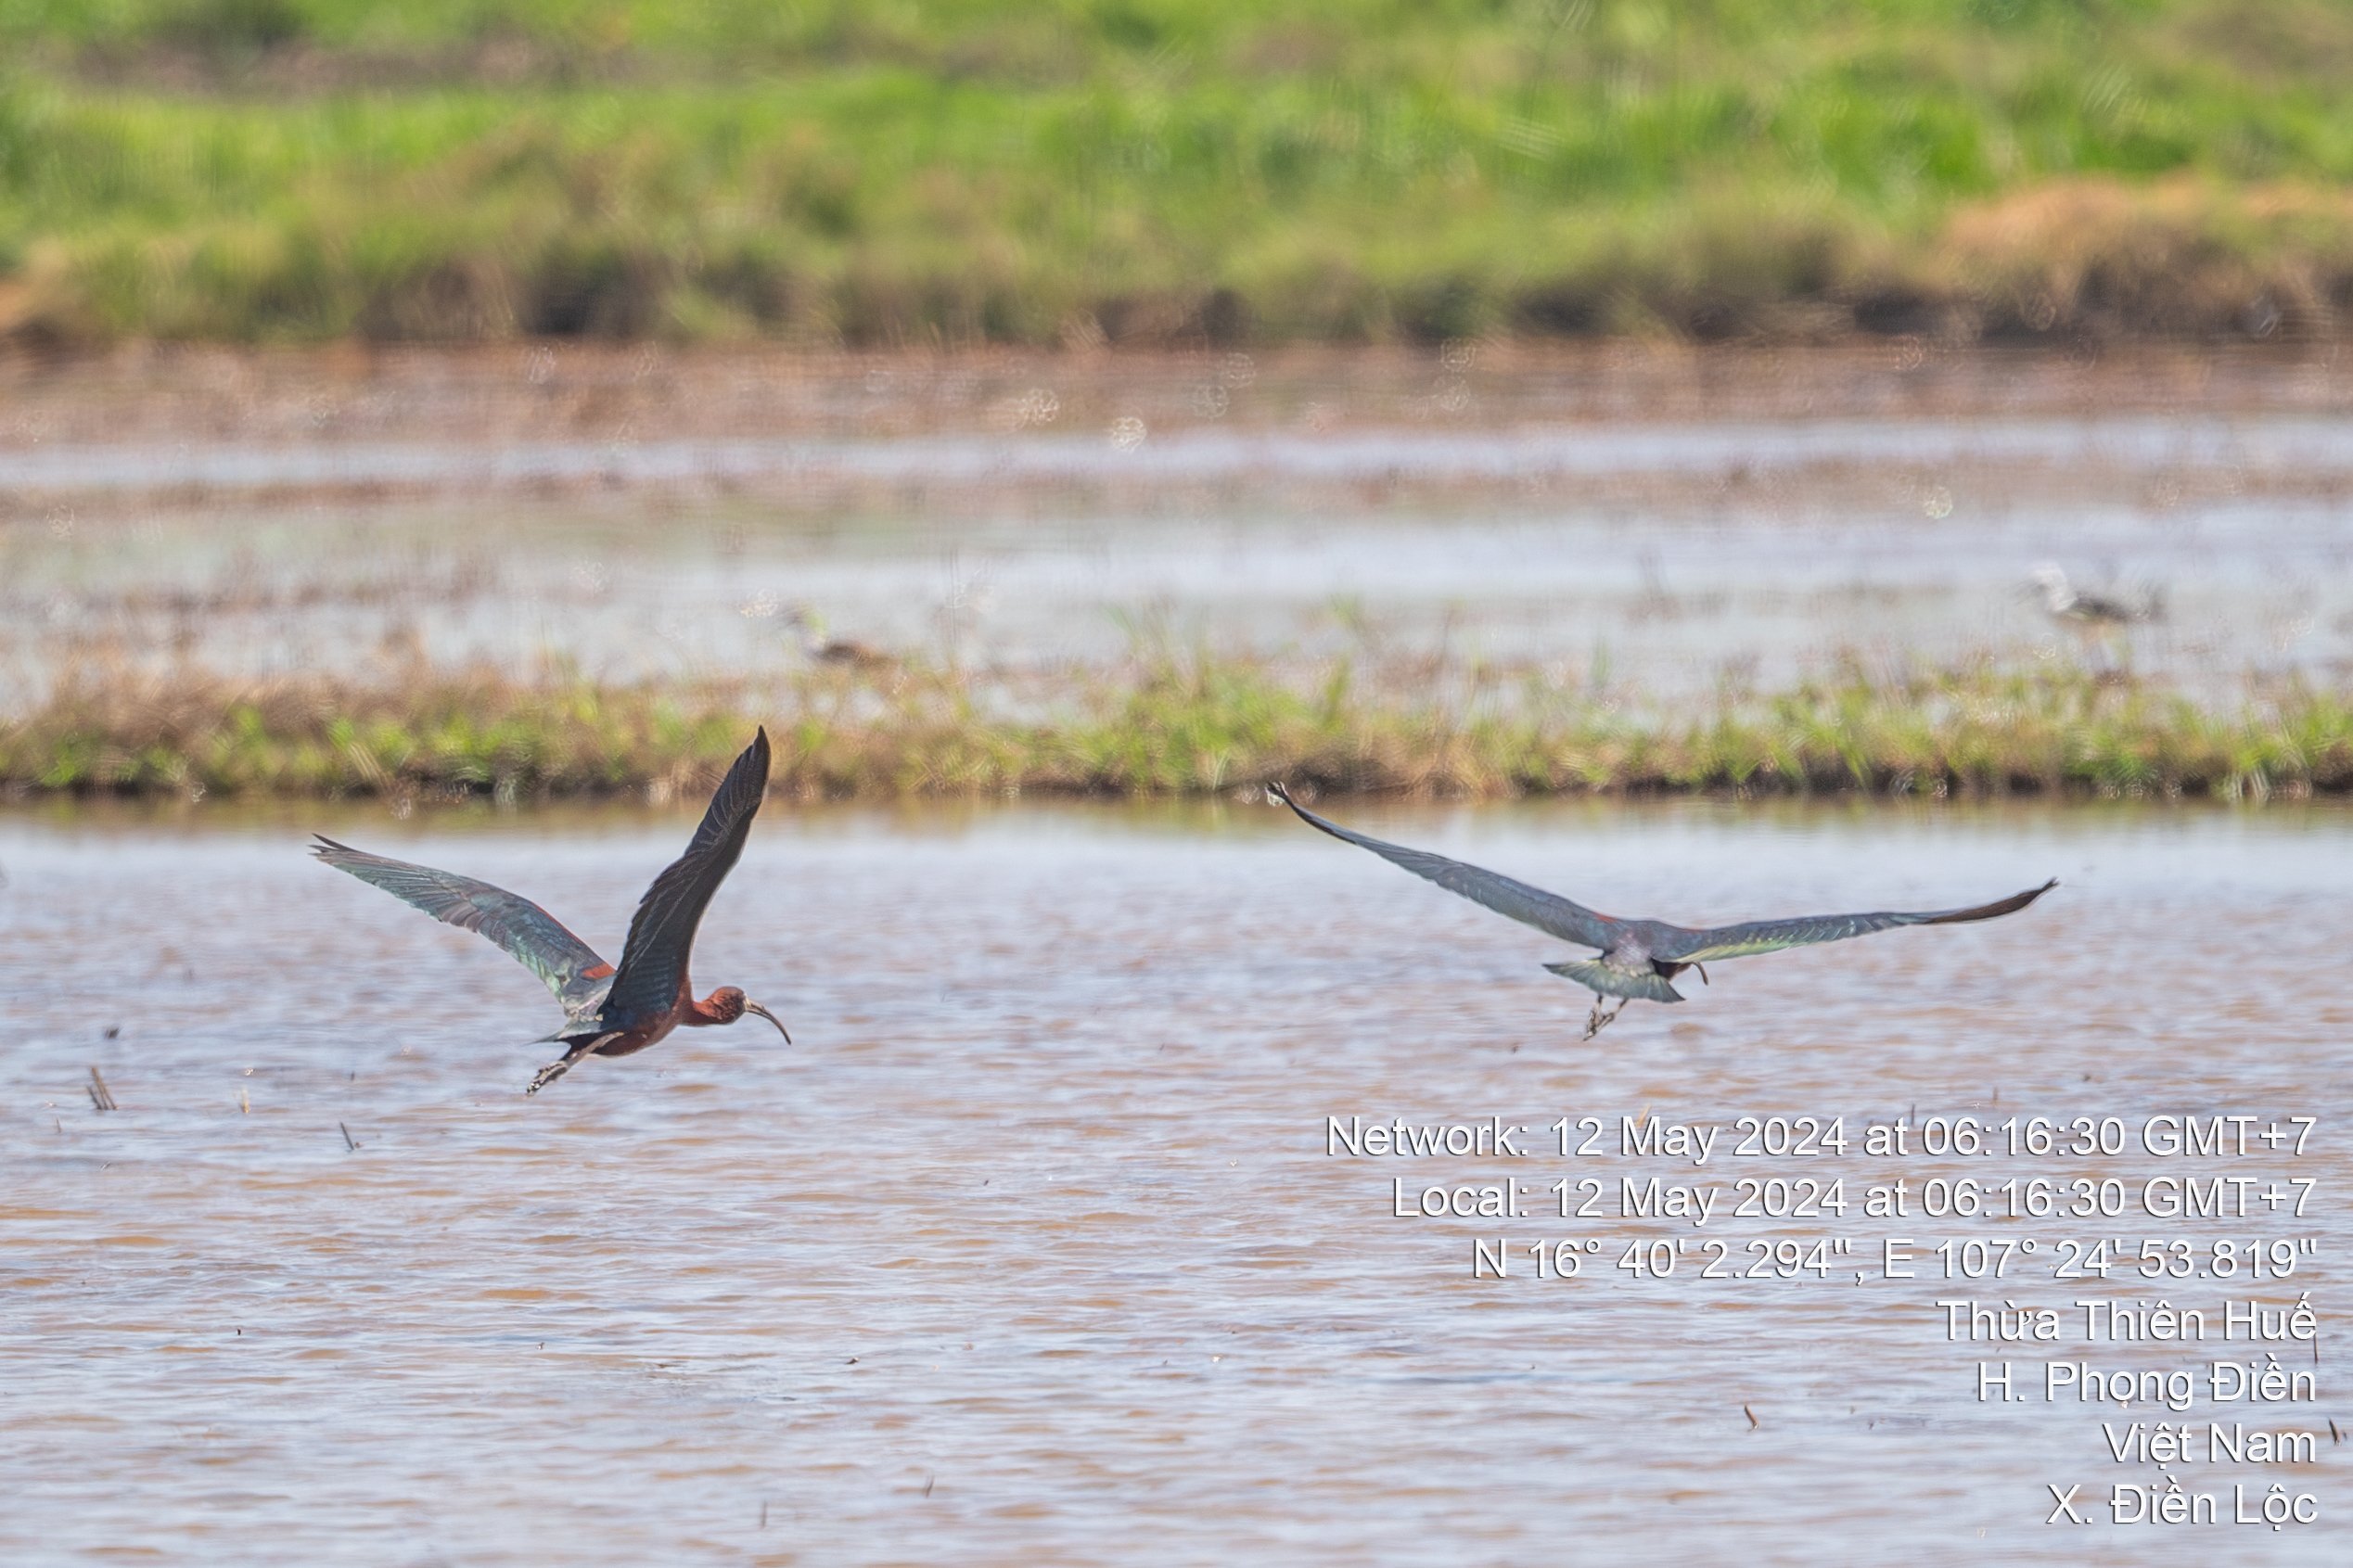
3 801 2346 1562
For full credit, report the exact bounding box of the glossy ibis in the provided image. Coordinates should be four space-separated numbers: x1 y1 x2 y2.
315 730 788 1093
1269 784 2054 1039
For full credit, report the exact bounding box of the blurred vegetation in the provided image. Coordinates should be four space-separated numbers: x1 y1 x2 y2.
3 1 2353 343
6 653 2347 800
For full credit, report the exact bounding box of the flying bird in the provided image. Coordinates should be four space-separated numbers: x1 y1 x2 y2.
314 730 789 1093
1268 784 2054 1038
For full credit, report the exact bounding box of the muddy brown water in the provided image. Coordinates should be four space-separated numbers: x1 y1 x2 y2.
2 799 2346 1562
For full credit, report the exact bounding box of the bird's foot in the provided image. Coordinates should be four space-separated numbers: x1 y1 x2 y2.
526 1056 575 1095
1581 997 1627 1041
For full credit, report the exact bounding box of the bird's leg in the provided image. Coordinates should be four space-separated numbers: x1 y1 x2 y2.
527 1042 594 1095
1581 995 1628 1041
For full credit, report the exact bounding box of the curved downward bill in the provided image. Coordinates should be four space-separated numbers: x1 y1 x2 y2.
745 1001 792 1044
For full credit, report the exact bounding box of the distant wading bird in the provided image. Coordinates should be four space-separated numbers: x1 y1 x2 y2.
2030 564 2160 631
781 606 897 672
314 730 788 1093
1268 784 2054 1039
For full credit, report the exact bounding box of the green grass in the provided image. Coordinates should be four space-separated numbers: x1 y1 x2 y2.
5 2 2353 342
6 653 2347 801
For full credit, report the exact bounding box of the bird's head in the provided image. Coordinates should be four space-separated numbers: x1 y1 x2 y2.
2028 563 2071 596
700 986 791 1043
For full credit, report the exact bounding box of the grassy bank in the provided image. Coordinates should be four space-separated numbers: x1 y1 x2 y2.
5 3 2353 344
6 657 2348 802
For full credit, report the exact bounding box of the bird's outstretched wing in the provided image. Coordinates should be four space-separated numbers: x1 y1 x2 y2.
312 836 611 1010
1268 784 1619 950
597 729 773 1023
1655 879 2058 963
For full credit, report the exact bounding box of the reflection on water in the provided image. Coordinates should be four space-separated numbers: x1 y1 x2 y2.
3 801 2346 1562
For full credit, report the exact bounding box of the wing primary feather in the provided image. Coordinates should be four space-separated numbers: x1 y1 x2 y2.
1657 878 2058 963
311 835 609 1008
598 729 773 1021
1266 783 1618 950
1910 877 2060 924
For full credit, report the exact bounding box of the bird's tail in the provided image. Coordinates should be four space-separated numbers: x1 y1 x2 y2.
1544 959 1682 1003
531 1018 610 1047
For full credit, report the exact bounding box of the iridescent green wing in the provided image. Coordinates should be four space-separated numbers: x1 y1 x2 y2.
313 835 611 1010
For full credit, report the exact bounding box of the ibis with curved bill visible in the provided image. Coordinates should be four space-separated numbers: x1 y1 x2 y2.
1269 784 2055 1039
315 730 789 1093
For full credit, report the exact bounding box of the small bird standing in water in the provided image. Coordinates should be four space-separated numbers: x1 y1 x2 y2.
1269 784 2054 1039
314 730 789 1093
781 605 898 672
2030 563 2160 631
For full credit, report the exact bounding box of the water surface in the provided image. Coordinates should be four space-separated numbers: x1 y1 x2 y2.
3 801 2345 1562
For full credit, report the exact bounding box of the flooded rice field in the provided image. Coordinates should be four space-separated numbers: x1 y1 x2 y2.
6 346 2353 705
8 484 2353 706
3 799 2347 1563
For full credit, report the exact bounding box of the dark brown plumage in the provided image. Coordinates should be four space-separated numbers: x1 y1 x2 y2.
315 730 788 1093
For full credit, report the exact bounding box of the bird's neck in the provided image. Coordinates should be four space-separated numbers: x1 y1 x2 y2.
684 990 733 1026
